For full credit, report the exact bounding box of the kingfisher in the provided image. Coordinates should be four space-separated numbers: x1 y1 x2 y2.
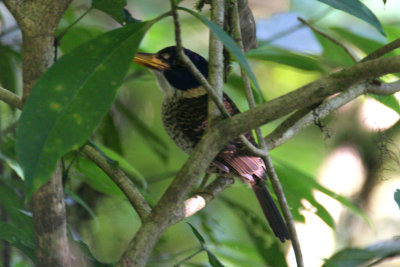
133 46 289 242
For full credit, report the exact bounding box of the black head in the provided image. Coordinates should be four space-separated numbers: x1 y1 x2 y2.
134 46 208 90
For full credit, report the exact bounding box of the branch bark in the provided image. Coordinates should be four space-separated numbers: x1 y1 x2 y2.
3 1 72 266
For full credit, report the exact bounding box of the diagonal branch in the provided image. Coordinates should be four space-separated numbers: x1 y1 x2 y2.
265 81 400 150
81 146 152 220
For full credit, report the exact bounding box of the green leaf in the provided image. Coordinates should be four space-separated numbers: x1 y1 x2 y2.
368 94 400 116
0 182 34 246
0 44 19 92
72 155 125 197
324 238 400 267
221 197 287 266
246 46 325 72
178 7 261 92
92 0 135 24
187 223 206 245
207 250 225 267
274 158 368 227
317 0 385 36
115 99 169 162
329 27 383 55
97 144 147 189
314 32 355 69
323 248 376 267
65 187 97 219
394 189 400 210
16 21 153 199
59 25 105 54
0 221 35 260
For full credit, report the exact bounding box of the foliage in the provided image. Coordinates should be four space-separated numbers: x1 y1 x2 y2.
0 0 400 266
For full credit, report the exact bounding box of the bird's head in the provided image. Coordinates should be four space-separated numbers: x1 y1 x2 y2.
133 46 208 91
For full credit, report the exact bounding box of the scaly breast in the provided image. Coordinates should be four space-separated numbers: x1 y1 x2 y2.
161 94 208 154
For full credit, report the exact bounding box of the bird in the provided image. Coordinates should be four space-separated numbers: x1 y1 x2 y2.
133 46 290 242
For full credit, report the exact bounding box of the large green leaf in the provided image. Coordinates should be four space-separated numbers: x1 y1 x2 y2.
273 158 368 227
323 238 400 267
0 221 35 260
16 21 153 199
247 46 325 72
178 7 261 92
317 0 385 36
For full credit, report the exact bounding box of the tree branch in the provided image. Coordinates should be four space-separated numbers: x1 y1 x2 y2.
265 81 400 149
0 86 23 110
207 0 224 125
81 146 152 220
362 38 400 62
3 1 73 266
233 3 303 266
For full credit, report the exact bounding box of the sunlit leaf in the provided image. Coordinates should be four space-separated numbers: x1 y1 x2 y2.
178 7 261 92
16 21 154 199
317 0 385 36
368 94 400 116
274 158 368 227
247 46 325 72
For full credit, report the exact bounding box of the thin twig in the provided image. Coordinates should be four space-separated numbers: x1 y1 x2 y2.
56 8 92 43
265 80 400 150
232 2 304 266
0 86 23 110
298 17 357 63
81 145 152 220
361 38 400 62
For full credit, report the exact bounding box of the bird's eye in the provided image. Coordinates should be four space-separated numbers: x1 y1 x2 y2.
160 53 170 61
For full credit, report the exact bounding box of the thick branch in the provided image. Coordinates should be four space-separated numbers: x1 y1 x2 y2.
3 1 73 266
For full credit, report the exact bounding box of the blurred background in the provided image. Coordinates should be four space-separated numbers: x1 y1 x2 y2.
1 0 400 266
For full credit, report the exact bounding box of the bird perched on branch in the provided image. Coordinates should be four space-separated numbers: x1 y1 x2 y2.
133 46 289 242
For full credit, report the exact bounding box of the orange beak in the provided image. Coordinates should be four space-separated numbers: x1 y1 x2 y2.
133 52 170 70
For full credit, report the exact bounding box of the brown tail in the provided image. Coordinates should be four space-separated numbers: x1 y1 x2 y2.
251 180 290 242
